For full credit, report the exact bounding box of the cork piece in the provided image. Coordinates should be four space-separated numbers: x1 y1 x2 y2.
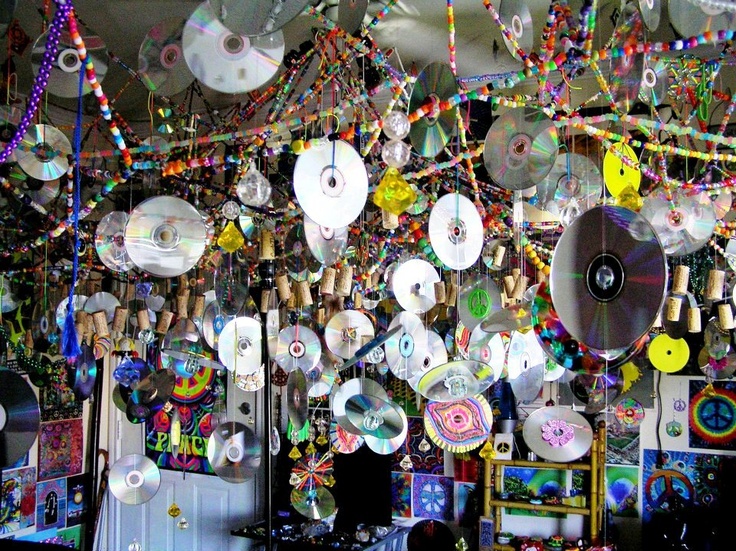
434 281 446 304
335 266 353 297
112 307 128 333
259 228 276 260
706 269 725 301
672 265 690 295
156 310 174 334
665 295 683 322
92 311 110 337
276 274 292 302
320 267 336 295
688 307 702 333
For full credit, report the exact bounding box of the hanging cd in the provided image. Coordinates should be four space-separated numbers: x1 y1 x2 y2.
457 274 503 332
408 62 458 158
202 300 238 350
603 142 641 197
639 0 661 30
700 348 736 380
183 2 284 94
332 378 387 424
68 343 97 400
324 310 375 360
570 370 622 414
384 311 429 380
363 406 408 455
507 330 546 403
391 259 439 314
217 316 262 374
9 165 60 206
424 395 493 453
108 454 160 504
536 152 602 213
416 360 496 402
274 325 321 373
307 358 337 398
499 0 534 60
125 196 208 278
484 107 559 191
704 318 730 360
303 215 348 267
293 139 368 228
344 394 404 438
207 422 261 483
84 292 121 324
209 0 310 36
609 53 643 114
284 222 312 277
291 487 336 520
138 18 195 97
16 124 72 181
523 407 593 462
337 0 369 34
55 295 88 332
639 57 668 105
340 325 401 370
408 331 450 391
615 397 645 429
669 0 736 37
468 326 506 381
31 302 55 343
126 369 176 424
162 318 206 379
215 275 249 316
550 205 666 351
95 211 134 272
428 193 484 270
640 190 716 256
330 420 364 454
31 23 108 98
0 370 41 468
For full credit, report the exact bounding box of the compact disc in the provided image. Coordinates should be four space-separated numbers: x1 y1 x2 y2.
215 276 250 316
293 139 368 228
283 222 312 278
408 62 458 158
408 331 450 391
603 142 641 197
307 358 337 398
499 0 534 60
484 107 559 191
16 124 72 181
0 370 41 468
83 292 120 324
344 394 404 438
428 192 484 270
457 274 503 332
704 318 730 360
207 422 261 483
669 0 736 37
363 406 408 455
467 326 505 381
126 369 176 424
274 325 321 372
325 310 375 359
202 300 238 350
640 190 715 256
291 487 336 520
639 57 668 105
31 302 55 342
522 406 593 462
615 397 645 429
570 370 622 414
95 211 134 272
416 360 495 402
333 377 386 420
384 311 429 380
550 205 666 351
183 2 284 94
108 454 160 504
31 23 108 98
330 420 364 454
303 214 348 267
125 196 208 278
340 325 401 370
609 53 643 114
68 343 97 400
209 0 310 36
55 295 88 331
507 330 545 403
391 259 439 313
480 303 532 333
8 165 60 206
536 152 602 213
217 316 262 374
424 395 492 453
700 348 736 380
138 18 195 97
639 0 661 30
337 0 369 34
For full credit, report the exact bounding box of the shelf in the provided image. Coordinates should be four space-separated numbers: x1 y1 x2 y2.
487 459 591 471
487 499 591 516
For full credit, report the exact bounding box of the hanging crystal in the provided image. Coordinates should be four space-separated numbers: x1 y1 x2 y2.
373 168 417 215
237 165 272 207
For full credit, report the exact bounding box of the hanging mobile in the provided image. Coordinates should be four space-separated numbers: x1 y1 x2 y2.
667 382 685 437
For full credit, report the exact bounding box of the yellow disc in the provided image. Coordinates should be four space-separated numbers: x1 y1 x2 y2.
603 142 641 197
647 334 689 373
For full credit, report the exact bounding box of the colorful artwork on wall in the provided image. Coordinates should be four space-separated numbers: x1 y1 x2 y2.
412 474 454 521
0 466 36 534
456 482 476 525
606 465 639 518
36 478 66 531
38 419 83 481
65 474 89 527
391 418 443 475
689 381 736 451
391 472 412 518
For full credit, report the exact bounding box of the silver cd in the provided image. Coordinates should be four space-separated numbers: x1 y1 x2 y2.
415 360 496 402
293 139 368 228
274 325 321 372
209 0 310 36
83 292 121 324
639 0 661 30
95 211 134 272
108 454 161 505
344 394 404 439
536 153 602 213
550 205 667 351
324 310 375 360
408 331 449 391
499 0 534 60
31 24 108 98
639 57 668 105
287 368 308 430
125 196 208 278
9 165 59 206
669 0 736 37
202 300 238 350
207 422 261 483
384 311 429 380
507 330 545 403
183 2 284 94
16 124 72 181
56 294 88 331
457 274 503 332
332 378 388 427
217 316 262 374
409 62 458 158
428 193 484 270
522 406 593 463
284 222 312 278
363 406 408 455
640 190 715 256
468 325 505 381
303 214 348 267
391 259 439 314
0 370 40 468
138 17 195 97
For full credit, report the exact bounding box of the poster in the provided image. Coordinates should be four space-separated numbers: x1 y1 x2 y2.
689 380 736 451
38 419 84 481
0 467 36 534
36 478 67 531
606 465 639 518
412 474 454 521
66 474 90 528
502 467 583 518
391 472 412 518
391 418 443 475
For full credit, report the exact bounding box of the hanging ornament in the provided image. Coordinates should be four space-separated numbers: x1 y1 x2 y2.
167 503 181 518
418 437 431 453
399 454 413 471
128 540 142 551
383 111 411 140
666 419 683 437
221 200 240 220
176 518 189 530
373 168 417 214
478 440 495 460
237 164 272 207
217 220 245 253
381 139 412 168
170 407 181 458
614 184 643 211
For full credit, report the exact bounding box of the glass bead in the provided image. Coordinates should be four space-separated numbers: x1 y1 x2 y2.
217 220 245 253
381 139 412 168
221 200 240 220
236 165 272 207
373 167 417 214
383 110 411 140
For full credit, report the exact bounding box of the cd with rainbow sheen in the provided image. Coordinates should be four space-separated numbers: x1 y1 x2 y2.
330 420 364 454
16 124 72 181
325 310 375 360
499 0 534 60
202 300 238 350
108 454 160 505
9 165 60 206
55 295 88 332
207 422 261 483
640 190 715 256
0 370 41 468
95 211 134 272
138 17 195 97
364 406 408 455
303 214 348 267
409 62 458 158
84 292 121 324
536 152 602 213
428 193 484 270
467 325 505 381
384 311 429 380
570 369 623 414
274 325 321 373
483 107 559 191
639 57 668 105
669 0 736 37
291 487 336 520
416 360 495 402
344 394 404 438
638 0 661 30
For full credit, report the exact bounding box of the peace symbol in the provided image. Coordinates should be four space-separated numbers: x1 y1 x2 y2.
467 289 491 319
697 397 735 433
644 470 694 511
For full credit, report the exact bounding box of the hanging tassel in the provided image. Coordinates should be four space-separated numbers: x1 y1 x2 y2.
62 309 81 360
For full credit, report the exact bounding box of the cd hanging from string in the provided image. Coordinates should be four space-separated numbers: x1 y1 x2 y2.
207 422 262 483
293 139 368 228
324 310 375 360
603 142 641 197
9 165 60 206
284 222 312 278
507 330 546 403
468 326 506 381
408 62 458 158
16 124 72 181
274 325 321 373
217 316 262 374
391 259 439 314
523 406 593 462
428 193 484 270
416 360 495 402
336 0 369 34
95 211 134 272
457 274 503 332
384 311 429 380
638 0 661 30
639 57 668 105
84 292 121 324
108 454 161 504
291 487 336 520
408 331 449 391
183 2 284 94
332 378 387 427
68 343 97 401
669 0 736 37
138 17 195 97
535 152 602 213
126 369 176 424
364 406 408 455
499 0 534 60
0 370 41 468
570 370 623 414
56 294 88 332
202 300 238 350
344 394 404 438
209 0 310 36
303 215 348 267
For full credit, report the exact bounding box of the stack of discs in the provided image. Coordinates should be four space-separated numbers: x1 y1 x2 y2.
108 454 160 504
428 193 484 270
344 394 404 438
391 259 439 313
408 62 458 158
207 422 262 483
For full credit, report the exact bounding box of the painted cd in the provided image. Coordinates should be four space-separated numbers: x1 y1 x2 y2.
344 394 404 439
9 165 60 206
95 211 134 272
207 422 261 483
364 406 408 455
55 295 88 332
0 370 41 468
603 142 641 197
124 196 208 278
324 310 375 360
522 406 593 462
293 139 368 228
32 23 108 98
330 420 364 454
639 57 668 105
457 274 503 332
217 316 262 374
274 325 321 373
615 397 645 428
408 62 458 158
550 205 667 351
416 360 495 402
424 394 492 453
108 454 160 504
536 152 602 213
68 343 97 400
384 311 429 380
640 190 715 256
483 107 559 191
428 193 484 270
138 18 195 97
209 0 310 36
291 487 336 520
499 0 534 60
16 124 72 181
183 2 284 94
391 258 439 313
84 292 121 324
303 214 348 266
